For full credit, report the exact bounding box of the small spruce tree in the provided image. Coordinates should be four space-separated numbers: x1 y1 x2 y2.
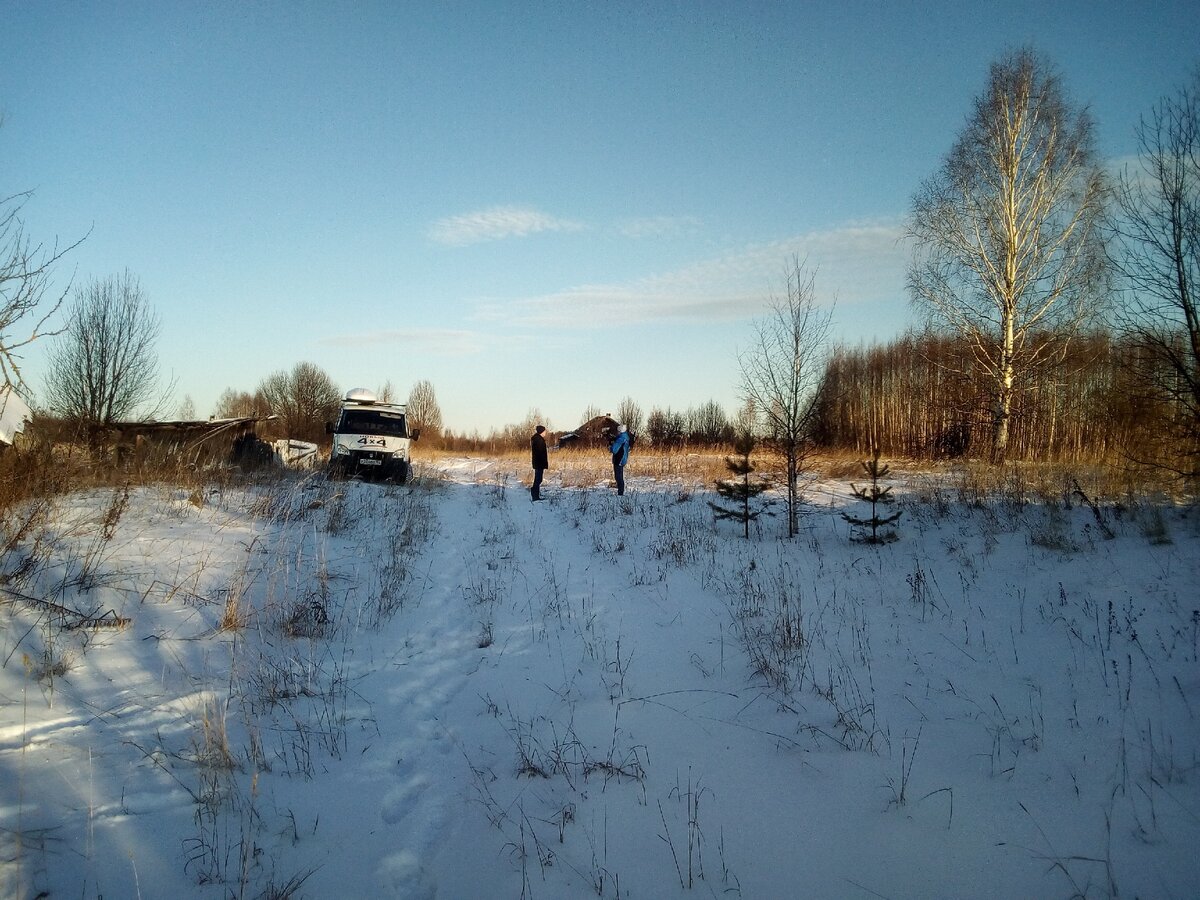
841 448 902 544
709 432 771 538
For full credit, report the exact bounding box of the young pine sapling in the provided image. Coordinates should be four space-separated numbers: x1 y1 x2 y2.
709 432 771 538
842 448 902 544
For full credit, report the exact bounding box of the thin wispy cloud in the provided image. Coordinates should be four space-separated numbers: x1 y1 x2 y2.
428 205 585 246
474 220 910 328
618 215 703 239
319 328 512 356
1106 153 1162 193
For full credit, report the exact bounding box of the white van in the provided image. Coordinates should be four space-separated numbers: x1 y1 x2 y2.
327 388 418 482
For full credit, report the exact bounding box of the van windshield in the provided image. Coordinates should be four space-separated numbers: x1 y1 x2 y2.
338 409 408 437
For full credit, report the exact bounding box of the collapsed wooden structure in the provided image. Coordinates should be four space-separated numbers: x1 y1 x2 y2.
558 414 619 448
26 415 279 468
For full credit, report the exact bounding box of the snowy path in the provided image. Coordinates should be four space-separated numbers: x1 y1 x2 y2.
327 477 730 898
2 470 1198 899
366 487 481 898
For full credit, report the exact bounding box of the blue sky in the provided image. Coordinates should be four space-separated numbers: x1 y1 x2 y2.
2 1 1196 434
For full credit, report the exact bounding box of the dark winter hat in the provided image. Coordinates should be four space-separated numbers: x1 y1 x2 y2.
536 425 546 433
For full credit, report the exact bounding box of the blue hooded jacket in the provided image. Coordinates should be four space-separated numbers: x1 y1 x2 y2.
610 429 630 466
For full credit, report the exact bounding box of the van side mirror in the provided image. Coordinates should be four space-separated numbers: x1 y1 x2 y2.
325 422 333 434
410 428 421 442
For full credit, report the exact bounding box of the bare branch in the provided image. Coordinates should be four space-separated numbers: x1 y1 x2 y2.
1111 66 1200 478
0 186 89 392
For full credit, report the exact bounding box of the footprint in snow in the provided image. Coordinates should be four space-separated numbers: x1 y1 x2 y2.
378 849 436 899
380 773 430 825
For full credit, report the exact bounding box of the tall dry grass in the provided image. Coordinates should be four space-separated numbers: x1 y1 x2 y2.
422 445 755 491
417 443 1193 509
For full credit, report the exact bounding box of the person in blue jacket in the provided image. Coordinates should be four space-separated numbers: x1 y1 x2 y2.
610 423 631 495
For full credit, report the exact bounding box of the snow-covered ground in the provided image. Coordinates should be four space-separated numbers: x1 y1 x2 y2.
1 459 1197 899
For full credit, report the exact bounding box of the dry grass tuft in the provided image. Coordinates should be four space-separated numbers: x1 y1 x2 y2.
193 697 238 771
24 647 76 682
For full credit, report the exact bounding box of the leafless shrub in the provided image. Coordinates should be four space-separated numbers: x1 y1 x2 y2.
283 595 330 639
0 441 77 522
1029 504 1080 553
498 702 647 793
1133 502 1173 545
649 506 713 567
728 564 815 695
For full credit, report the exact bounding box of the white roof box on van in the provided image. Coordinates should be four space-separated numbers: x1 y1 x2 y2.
344 388 377 404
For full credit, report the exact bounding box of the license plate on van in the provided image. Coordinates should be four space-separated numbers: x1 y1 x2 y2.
360 458 382 466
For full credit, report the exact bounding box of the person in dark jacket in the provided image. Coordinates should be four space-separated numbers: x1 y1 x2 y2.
610 423 630 495
530 425 548 501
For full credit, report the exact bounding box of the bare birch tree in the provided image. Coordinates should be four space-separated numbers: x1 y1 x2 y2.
376 379 397 403
907 47 1109 463
1112 67 1200 478
407 379 443 439
617 396 644 436
739 258 833 538
214 387 271 419
43 271 164 424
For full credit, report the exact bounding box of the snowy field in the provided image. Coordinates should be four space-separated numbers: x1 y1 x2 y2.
1 458 1197 899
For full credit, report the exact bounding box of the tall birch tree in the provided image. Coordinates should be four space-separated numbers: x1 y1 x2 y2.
907 47 1109 462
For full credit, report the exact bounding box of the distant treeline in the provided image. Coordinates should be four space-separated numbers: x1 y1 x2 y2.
439 404 733 454
812 331 1180 462
440 330 1190 464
